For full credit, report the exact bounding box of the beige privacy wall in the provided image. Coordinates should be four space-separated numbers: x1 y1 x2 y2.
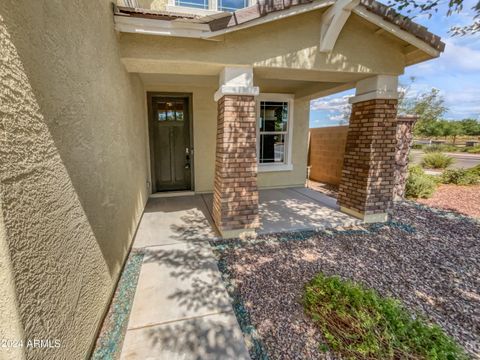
0 1 148 359
308 126 349 185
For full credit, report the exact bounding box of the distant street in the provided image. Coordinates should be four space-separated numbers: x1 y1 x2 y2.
410 150 480 169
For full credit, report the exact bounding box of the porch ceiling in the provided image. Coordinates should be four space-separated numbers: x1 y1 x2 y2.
137 72 356 99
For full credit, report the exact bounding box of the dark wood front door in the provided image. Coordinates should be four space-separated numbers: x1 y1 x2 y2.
148 94 192 192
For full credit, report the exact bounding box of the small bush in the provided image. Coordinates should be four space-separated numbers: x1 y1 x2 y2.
303 274 467 360
424 144 459 153
405 165 437 199
441 165 480 185
421 152 454 169
411 144 425 150
464 145 480 154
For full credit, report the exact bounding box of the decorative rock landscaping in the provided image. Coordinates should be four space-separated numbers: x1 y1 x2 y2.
213 202 480 359
418 184 480 218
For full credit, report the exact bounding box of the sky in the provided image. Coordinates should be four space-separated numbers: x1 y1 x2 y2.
310 0 480 127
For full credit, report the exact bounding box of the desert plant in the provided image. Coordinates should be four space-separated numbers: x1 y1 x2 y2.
411 143 425 150
303 274 467 360
421 152 454 169
441 165 480 185
423 144 459 153
465 145 480 154
405 165 437 198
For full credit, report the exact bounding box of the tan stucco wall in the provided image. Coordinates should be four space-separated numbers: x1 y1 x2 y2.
0 1 148 359
133 0 169 10
143 80 310 192
120 12 406 77
0 211 25 360
308 126 348 185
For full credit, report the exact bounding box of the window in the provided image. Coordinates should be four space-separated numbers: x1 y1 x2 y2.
168 0 252 13
157 100 185 122
218 0 249 11
175 0 208 9
256 94 294 171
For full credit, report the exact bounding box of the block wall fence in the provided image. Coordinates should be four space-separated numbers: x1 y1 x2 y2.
308 115 417 199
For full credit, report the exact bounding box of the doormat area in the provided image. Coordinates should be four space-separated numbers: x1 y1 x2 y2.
91 249 144 360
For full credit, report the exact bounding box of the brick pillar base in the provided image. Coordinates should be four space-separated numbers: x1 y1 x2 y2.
338 99 398 222
212 95 260 238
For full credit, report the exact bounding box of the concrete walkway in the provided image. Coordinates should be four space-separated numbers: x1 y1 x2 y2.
120 188 360 359
120 195 248 360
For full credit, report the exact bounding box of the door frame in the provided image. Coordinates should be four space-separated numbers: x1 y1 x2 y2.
147 92 194 193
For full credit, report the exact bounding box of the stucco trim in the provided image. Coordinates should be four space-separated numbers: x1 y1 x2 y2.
114 0 444 56
214 85 260 101
349 75 398 103
319 0 360 52
353 5 441 57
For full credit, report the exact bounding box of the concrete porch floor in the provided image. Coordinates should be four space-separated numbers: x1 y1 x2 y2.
120 187 360 359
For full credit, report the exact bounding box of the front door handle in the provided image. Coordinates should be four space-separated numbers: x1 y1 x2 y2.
185 147 191 169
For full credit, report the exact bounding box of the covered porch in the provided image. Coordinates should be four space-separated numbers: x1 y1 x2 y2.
133 186 361 247
114 0 444 238
119 186 360 359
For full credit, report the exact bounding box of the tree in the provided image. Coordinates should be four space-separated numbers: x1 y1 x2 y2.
459 118 480 136
398 76 416 114
402 88 448 136
440 120 464 143
388 0 480 35
422 119 445 138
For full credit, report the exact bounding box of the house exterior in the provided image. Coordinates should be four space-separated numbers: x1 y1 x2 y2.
0 0 443 359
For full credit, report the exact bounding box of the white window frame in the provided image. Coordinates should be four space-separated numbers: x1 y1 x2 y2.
167 0 254 15
256 93 294 173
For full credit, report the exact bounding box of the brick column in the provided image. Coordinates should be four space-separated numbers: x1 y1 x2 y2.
212 95 260 238
338 75 399 222
212 66 260 238
393 115 417 200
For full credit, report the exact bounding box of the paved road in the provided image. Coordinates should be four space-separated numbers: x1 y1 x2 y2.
410 150 480 169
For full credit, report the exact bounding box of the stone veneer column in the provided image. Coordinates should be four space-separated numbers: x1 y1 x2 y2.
393 115 418 200
338 75 399 222
212 67 260 238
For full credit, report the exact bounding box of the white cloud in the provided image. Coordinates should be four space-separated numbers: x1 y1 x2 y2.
310 95 352 111
329 113 345 121
441 39 480 72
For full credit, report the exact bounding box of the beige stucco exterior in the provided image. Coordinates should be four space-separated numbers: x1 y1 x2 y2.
120 11 406 82
135 0 170 10
0 0 440 357
0 1 148 358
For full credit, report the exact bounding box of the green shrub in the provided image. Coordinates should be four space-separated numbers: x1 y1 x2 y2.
423 144 459 153
411 143 425 150
464 145 480 154
303 274 467 360
405 165 437 199
421 152 454 169
441 165 480 185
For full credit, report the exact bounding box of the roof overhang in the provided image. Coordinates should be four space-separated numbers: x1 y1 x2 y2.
113 0 444 58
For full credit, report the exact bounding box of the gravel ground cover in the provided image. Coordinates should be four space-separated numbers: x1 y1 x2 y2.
213 202 480 359
306 181 339 198
418 184 480 219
